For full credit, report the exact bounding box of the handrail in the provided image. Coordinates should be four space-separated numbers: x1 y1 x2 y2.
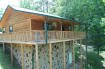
0 31 86 43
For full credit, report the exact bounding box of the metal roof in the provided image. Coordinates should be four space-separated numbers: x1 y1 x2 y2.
0 5 86 25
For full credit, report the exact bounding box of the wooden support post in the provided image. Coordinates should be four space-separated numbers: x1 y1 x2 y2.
45 20 48 44
49 43 52 69
32 46 35 69
80 40 82 69
21 44 24 69
72 40 75 69
60 22 63 39
63 41 66 69
35 44 39 69
3 42 5 53
11 43 13 65
85 24 88 69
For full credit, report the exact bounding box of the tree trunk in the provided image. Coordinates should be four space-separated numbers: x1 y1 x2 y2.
97 47 100 69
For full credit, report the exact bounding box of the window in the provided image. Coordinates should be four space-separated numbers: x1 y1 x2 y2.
3 27 6 33
9 26 13 32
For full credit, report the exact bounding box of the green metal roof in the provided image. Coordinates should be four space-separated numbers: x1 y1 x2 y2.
0 5 86 25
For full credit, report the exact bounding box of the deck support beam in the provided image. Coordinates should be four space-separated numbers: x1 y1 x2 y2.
35 44 39 69
21 44 24 69
72 40 75 69
3 42 5 53
63 41 66 69
49 43 52 69
11 43 13 65
80 40 82 69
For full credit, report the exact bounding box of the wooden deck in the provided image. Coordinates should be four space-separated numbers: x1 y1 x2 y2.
0 30 86 44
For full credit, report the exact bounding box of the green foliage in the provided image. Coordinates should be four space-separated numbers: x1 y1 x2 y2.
75 45 80 62
89 23 105 53
0 8 4 20
87 51 105 69
20 0 44 12
56 0 104 24
19 0 56 13
75 45 105 69
0 48 21 69
55 0 105 56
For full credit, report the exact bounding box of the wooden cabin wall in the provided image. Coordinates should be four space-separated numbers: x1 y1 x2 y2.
3 11 31 33
31 20 44 30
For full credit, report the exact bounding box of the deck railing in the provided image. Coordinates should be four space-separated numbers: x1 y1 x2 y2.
0 30 86 43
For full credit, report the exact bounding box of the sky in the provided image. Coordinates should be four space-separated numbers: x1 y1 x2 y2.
0 0 52 9
0 0 20 9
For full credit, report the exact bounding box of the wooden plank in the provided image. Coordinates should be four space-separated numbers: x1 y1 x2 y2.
80 40 82 69
0 30 85 43
3 42 5 53
72 40 75 69
63 41 66 69
49 43 52 69
35 44 39 69
11 43 13 65
21 44 24 69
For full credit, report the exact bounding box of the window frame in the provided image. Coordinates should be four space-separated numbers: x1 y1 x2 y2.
2 27 6 33
9 25 13 32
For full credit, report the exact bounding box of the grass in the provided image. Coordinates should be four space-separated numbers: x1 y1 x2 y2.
0 47 20 69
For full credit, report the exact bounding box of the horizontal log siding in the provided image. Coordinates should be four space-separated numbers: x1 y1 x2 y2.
4 11 30 33
31 20 44 30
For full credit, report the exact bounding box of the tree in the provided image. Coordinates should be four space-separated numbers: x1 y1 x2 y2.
0 8 4 20
19 0 56 13
87 51 104 69
55 0 105 69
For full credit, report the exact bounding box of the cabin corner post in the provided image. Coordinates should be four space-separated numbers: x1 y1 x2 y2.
21 44 24 69
80 39 82 69
72 40 75 69
63 41 66 69
35 44 39 69
11 43 13 65
3 42 5 53
49 43 52 69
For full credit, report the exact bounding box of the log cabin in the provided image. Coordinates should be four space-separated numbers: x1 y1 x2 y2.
0 5 87 69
